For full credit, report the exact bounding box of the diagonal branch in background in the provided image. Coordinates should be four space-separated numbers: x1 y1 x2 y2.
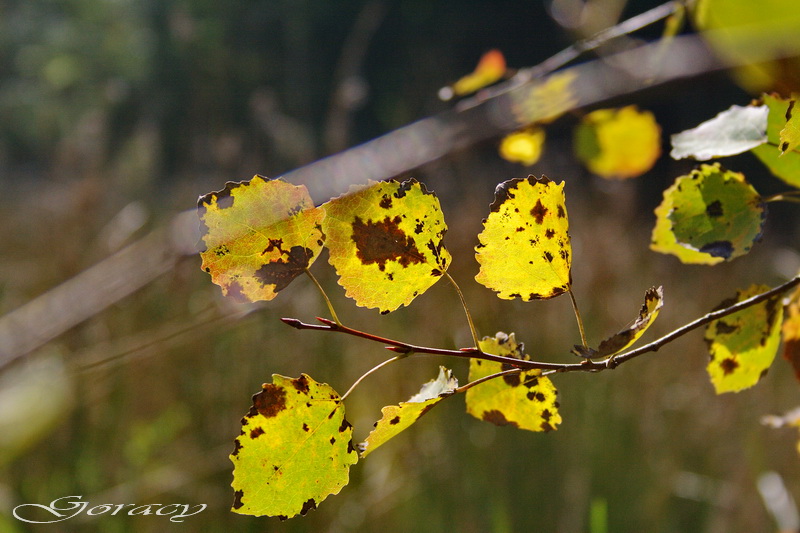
2 16 800 371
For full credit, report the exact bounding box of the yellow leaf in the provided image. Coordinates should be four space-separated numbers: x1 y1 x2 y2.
447 49 507 99
782 291 800 381
780 99 800 155
574 106 661 179
499 127 546 166
198 176 325 302
466 332 561 432
322 179 451 313
512 70 578 125
475 176 571 300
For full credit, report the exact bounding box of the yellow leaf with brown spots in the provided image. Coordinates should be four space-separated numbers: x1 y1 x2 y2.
475 176 571 301
705 285 783 394
358 367 457 458
322 179 450 313
465 333 561 432
230 374 358 518
198 176 325 302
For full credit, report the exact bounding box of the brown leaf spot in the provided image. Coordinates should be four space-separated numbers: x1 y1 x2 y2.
300 498 317 516
541 421 555 432
213 244 230 257
302 423 310 432
351 216 425 271
330 436 336 445
231 437 242 457
250 426 265 439
720 357 739 375
232 490 244 510
541 409 552 421
482 409 518 427
389 416 401 425
557 205 566 218
531 199 548 224
292 375 310 393
379 195 392 209
339 418 352 433
544 228 555 239
706 200 724 218
251 384 287 418
254 246 313 292
543 251 554 262
715 320 739 335
503 373 521 387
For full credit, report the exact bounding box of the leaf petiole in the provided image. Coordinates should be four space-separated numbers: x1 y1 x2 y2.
304 269 342 325
445 271 481 348
341 355 406 401
568 288 589 350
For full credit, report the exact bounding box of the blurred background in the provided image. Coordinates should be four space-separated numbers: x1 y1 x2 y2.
1 0 800 531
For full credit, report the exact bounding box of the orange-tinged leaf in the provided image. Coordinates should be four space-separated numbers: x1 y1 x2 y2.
322 179 450 313
705 285 783 394
441 49 507 100
198 176 325 302
358 367 457 458
465 332 561 432
499 127 546 166
574 106 661 179
475 176 571 301
230 374 358 518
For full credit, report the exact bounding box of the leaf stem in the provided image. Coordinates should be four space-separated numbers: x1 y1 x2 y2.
763 191 800 204
568 288 589 349
304 269 341 325
444 271 481 348
341 355 405 401
454 368 522 394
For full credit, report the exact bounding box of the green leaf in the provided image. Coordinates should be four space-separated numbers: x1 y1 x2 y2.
752 94 800 187
358 367 457 458
198 176 325 302
666 163 765 261
705 285 783 394
466 332 561 432
475 176 571 300
575 286 664 358
230 374 358 518
669 104 768 160
573 106 661 179
322 179 451 314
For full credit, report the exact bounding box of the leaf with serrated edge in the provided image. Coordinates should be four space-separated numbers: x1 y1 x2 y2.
358 367 457 458
230 374 358 518
752 94 800 188
198 176 325 302
322 179 450 314
670 104 767 160
466 332 561 432
705 285 783 394
666 163 765 261
475 176 571 301
577 286 664 358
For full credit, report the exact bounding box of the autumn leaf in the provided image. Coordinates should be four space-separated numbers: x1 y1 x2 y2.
322 179 450 314
512 70 578 125
475 176 571 301
670 104 768 160
751 93 800 188
466 332 561 432
574 106 661 179
499 127 546 166
781 290 800 381
705 285 783 394
439 49 507 100
230 374 358 518
198 176 325 302
358 367 457 458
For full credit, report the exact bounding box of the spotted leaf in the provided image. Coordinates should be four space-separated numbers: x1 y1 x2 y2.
665 163 765 261
475 176 571 301
465 332 561 432
230 374 358 518
705 285 783 394
751 94 800 188
358 367 457 458
574 106 661 179
780 99 800 154
322 179 450 313
670 104 768 160
575 286 664 358
198 176 325 302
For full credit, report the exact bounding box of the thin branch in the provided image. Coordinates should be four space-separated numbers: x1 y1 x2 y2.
454 368 522 395
444 271 481 348
568 288 589 349
341 355 404 401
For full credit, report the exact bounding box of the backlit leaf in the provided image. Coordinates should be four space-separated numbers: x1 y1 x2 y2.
198 176 325 302
575 286 664 358
781 291 800 381
705 285 783 394
499 127 545 166
751 93 800 187
230 374 358 518
574 106 661 179
322 179 450 313
666 163 765 261
780 99 800 155
475 176 571 301
440 49 507 100
358 367 457 458
512 70 578 125
669 104 768 160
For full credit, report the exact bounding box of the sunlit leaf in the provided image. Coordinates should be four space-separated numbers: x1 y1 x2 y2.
512 70 578 125
705 285 783 394
440 49 507 100
666 163 765 261
475 176 571 301
358 367 457 458
198 176 325 302
466 332 561 432
322 179 450 314
670 104 768 160
230 374 358 518
499 127 546 166
751 93 800 187
575 286 664 358
780 100 800 154
762 407 800 454
574 106 661 179
781 291 800 381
